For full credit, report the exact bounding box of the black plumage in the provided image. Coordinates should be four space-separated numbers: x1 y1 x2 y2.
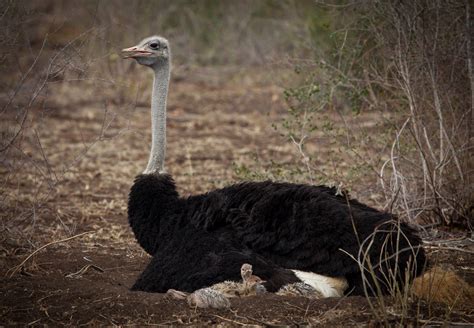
128 174 426 295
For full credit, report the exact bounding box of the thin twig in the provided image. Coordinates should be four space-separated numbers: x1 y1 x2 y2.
209 314 246 326
423 245 474 255
7 231 94 277
65 264 104 279
417 318 473 326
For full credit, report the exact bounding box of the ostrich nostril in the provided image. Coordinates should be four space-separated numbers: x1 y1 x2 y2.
122 46 138 53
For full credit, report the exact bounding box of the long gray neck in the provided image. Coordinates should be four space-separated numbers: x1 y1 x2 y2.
144 60 170 174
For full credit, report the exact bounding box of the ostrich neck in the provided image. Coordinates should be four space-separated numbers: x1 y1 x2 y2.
144 61 170 174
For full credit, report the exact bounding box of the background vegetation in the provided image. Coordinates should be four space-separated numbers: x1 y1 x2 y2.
0 0 472 325
3 0 470 228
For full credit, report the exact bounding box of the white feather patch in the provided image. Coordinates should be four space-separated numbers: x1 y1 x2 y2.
291 270 347 298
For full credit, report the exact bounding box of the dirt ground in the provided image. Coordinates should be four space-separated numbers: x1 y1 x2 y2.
1 66 473 326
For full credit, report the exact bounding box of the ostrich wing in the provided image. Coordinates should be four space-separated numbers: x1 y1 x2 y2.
131 224 298 293
186 182 384 273
184 181 425 294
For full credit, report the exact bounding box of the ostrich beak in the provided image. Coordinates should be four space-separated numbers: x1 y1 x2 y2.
122 46 152 59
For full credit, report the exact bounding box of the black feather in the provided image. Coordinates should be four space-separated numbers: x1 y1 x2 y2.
128 174 426 295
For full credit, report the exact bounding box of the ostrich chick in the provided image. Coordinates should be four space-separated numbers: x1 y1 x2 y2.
205 263 266 299
187 288 231 309
277 273 348 299
166 263 266 309
240 263 266 294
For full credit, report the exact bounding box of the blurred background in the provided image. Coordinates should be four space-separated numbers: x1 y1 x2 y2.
0 0 472 248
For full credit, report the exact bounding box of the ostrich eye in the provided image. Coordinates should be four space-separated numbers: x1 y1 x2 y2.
149 43 159 49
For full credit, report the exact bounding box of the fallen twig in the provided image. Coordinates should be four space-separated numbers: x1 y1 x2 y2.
155 319 180 326
423 237 471 245
209 314 247 326
238 314 279 327
7 231 94 277
423 245 474 255
65 264 104 279
417 318 473 326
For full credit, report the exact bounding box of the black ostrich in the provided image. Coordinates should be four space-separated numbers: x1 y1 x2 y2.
122 36 426 296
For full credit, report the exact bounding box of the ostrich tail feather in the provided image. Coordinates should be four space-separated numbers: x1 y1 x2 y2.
412 266 474 308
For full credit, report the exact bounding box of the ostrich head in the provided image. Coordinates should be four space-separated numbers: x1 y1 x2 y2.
121 35 171 174
240 263 253 281
122 36 170 68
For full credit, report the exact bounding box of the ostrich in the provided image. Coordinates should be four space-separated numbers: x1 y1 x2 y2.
122 36 427 297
